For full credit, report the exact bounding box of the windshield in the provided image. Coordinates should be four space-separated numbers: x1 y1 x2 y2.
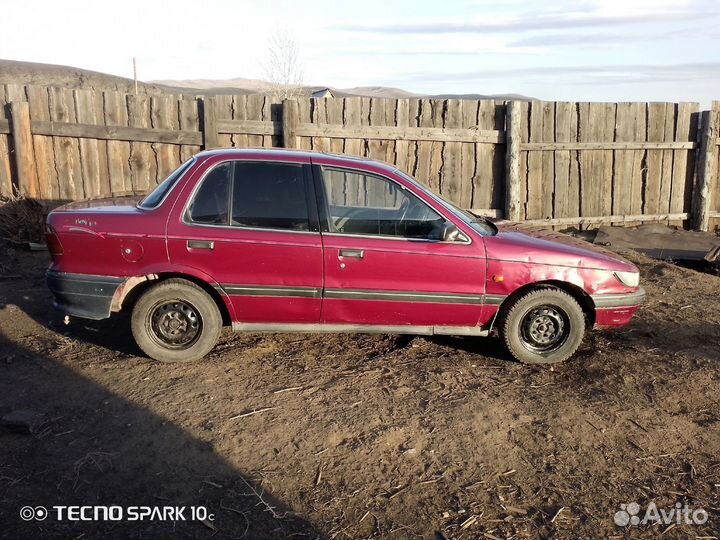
138 158 195 209
394 169 497 236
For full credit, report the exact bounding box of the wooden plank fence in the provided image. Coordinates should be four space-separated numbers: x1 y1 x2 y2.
1 84 719 232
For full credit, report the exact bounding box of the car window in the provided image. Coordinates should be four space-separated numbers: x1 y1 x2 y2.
187 163 232 224
139 158 194 209
231 162 309 231
321 167 445 240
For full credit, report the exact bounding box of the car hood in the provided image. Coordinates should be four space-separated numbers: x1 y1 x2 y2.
53 195 144 213
484 222 637 272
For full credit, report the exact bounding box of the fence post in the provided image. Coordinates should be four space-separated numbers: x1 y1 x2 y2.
692 105 718 231
504 101 522 221
200 96 218 149
282 99 299 149
8 101 39 198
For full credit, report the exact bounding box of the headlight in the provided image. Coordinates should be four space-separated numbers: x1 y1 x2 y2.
614 271 640 288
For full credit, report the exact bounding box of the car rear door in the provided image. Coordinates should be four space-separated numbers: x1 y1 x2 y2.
166 157 324 323
314 165 487 328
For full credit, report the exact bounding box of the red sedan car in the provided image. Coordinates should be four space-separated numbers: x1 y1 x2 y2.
45 149 644 364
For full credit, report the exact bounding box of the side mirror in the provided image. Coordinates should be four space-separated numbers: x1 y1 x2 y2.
441 222 468 243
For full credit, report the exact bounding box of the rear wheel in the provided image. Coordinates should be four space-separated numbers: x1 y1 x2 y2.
501 288 585 364
131 279 222 363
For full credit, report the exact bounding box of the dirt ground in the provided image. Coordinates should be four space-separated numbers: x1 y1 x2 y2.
0 244 719 539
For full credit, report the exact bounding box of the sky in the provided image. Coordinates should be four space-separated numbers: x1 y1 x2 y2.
1 0 719 104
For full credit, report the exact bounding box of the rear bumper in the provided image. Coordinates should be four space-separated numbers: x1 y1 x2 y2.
46 271 126 320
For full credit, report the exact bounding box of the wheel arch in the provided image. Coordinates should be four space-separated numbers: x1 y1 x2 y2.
493 280 595 330
111 272 234 326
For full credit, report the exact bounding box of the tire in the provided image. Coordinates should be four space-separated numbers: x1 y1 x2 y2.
500 288 585 364
131 278 222 363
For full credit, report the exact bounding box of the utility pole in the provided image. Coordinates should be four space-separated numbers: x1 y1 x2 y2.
133 57 138 94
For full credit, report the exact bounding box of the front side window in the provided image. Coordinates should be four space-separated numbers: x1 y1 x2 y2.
321 167 445 240
186 161 310 231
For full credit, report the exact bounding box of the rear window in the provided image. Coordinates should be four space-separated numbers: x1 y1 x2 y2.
232 162 309 231
139 158 194 209
185 160 310 231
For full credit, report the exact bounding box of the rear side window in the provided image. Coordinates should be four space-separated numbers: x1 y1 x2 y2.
232 162 309 231
186 161 310 231
139 158 194 209
187 163 232 224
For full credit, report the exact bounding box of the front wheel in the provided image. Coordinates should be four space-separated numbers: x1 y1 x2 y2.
500 288 586 364
131 279 222 363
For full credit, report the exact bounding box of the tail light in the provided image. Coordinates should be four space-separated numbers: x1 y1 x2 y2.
44 224 64 256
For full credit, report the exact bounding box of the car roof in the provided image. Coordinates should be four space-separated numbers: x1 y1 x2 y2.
195 147 398 174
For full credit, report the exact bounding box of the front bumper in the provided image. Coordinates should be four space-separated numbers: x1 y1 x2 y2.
592 287 646 328
591 287 646 308
46 270 126 320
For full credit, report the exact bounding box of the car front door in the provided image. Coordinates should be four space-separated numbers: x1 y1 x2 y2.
167 158 324 324
315 165 487 329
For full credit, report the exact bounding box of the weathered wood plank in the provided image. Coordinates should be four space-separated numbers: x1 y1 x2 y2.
505 101 523 221
612 103 635 218
74 89 103 198
103 91 132 193
367 98 388 205
429 99 445 194
26 86 58 200
600 102 616 218
554 102 572 219
31 120 203 145
0 87 11 197
394 99 410 174
178 98 201 162
523 212 689 226
415 100 434 189
459 100 477 209
246 95 266 149
282 99 299 149
127 94 156 192
521 141 696 150
645 102 666 216
540 101 555 219
441 99 462 204
526 101 544 219
657 104 676 221
693 104 719 231
214 95 234 148
669 103 698 226
312 98 330 153
343 98 363 204
151 94 181 181
49 87 83 199
472 100 493 210
629 103 647 218
296 98 313 151
201 96 218 150
293 123 503 143
231 95 248 149
9 101 39 198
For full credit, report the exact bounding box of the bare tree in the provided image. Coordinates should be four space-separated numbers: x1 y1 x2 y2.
264 29 304 100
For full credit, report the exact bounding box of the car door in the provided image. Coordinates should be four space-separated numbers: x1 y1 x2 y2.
166 158 324 323
315 165 487 328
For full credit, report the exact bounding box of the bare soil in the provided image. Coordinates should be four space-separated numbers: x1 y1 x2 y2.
0 245 719 539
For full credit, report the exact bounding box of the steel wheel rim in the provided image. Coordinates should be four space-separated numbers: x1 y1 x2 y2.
519 304 570 353
148 300 202 349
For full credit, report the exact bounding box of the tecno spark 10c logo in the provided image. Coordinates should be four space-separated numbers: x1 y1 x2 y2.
20 505 215 522
614 502 708 527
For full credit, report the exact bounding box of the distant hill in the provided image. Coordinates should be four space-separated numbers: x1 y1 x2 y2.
0 58 532 101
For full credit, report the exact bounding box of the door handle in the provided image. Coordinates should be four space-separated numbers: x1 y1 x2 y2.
187 240 214 250
339 249 364 259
